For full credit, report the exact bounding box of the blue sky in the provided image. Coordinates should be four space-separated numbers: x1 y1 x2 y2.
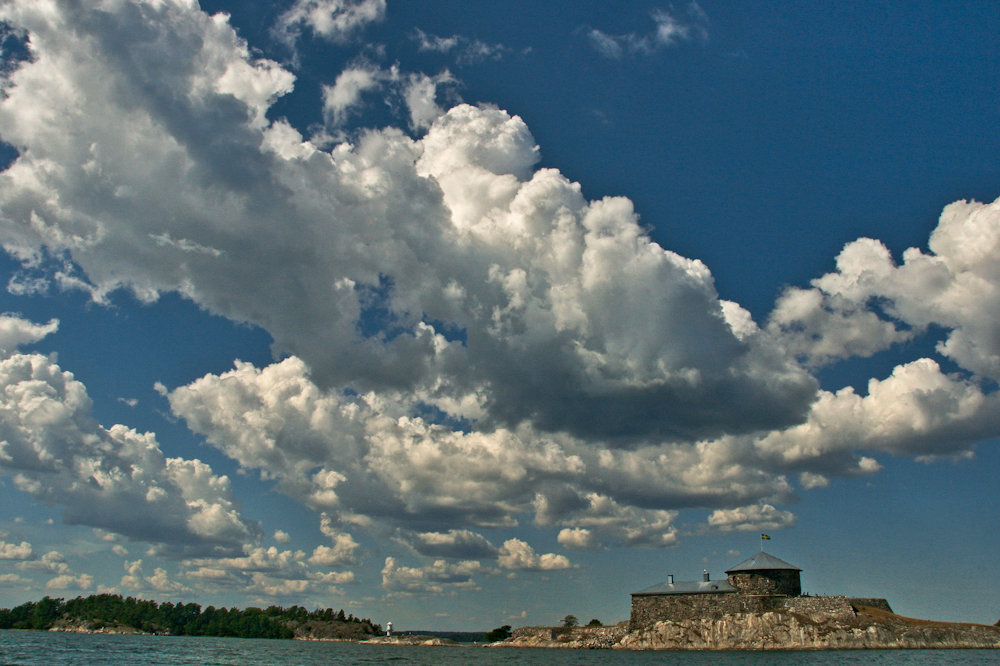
0 0 998 630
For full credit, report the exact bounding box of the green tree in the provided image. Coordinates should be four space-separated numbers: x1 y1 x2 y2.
31 597 65 630
0 595 377 641
587 618 602 626
562 614 578 628
485 625 512 642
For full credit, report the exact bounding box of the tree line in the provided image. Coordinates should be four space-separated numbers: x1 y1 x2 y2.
0 594 382 639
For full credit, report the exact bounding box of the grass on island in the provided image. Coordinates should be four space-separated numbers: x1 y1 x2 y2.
853 605 998 630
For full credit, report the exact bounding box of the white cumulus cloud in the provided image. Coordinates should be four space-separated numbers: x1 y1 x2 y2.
769 197 1000 380
0 540 33 560
408 529 499 559
322 63 396 127
0 573 32 587
18 550 69 574
381 556 490 595
121 560 191 594
46 573 93 591
0 315 57 357
0 328 258 556
274 0 385 48
557 527 601 550
707 504 796 533
498 538 572 571
309 514 359 566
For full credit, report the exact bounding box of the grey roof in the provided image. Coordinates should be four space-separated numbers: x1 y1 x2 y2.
632 579 737 596
725 551 801 573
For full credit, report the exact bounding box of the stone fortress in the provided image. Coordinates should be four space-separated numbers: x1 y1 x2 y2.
504 548 1000 649
629 550 892 631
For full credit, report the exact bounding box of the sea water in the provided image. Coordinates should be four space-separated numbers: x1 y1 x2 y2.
1 632 999 666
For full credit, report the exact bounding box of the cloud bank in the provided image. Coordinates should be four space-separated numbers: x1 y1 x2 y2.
0 0 998 577
0 0 817 448
0 318 258 557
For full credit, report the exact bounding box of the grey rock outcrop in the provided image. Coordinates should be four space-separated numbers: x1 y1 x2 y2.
501 608 1000 650
501 624 629 649
48 619 150 635
362 635 458 646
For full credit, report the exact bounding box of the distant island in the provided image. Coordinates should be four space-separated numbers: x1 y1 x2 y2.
0 593 493 645
0 594 381 640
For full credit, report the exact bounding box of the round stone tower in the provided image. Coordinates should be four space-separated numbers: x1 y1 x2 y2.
725 551 801 596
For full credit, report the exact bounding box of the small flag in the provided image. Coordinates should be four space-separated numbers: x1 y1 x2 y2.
761 534 771 540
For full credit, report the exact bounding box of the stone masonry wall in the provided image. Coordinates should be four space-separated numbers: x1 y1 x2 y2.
782 595 856 620
630 592 891 631
630 569 892 632
727 570 801 596
630 594 762 630
512 626 559 640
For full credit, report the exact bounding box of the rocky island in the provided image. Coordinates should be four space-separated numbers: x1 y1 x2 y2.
503 606 1000 650
498 550 1000 650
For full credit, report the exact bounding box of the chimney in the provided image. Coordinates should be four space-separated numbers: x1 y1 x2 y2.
703 570 710 582
667 575 674 584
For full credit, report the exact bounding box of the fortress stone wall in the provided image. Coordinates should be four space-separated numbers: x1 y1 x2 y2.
630 594 893 631
782 595 856 619
631 594 743 628
630 552 894 631
727 570 800 596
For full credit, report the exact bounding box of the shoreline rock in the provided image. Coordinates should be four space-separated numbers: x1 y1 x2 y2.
287 619 379 641
498 609 1000 650
47 620 151 635
361 635 460 646
37 607 1000 650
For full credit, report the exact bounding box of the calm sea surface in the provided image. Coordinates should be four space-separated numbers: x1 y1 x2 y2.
2 632 1000 666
